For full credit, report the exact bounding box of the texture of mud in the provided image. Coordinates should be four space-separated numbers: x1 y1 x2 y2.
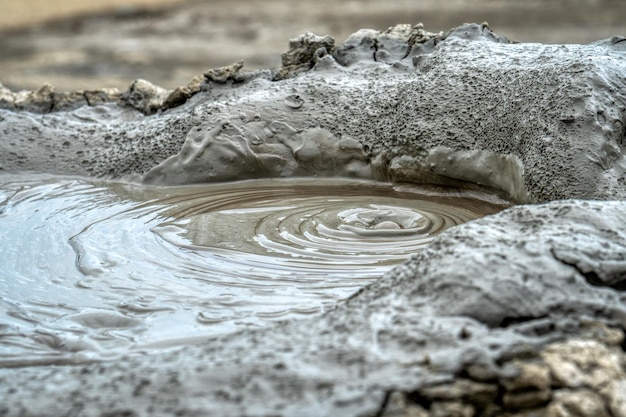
2 24 626 203
1 200 625 417
1 24 626 417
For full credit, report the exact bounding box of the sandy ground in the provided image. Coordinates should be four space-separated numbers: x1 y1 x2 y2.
1 0 626 91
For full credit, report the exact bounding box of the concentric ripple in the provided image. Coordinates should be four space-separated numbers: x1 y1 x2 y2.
0 175 508 365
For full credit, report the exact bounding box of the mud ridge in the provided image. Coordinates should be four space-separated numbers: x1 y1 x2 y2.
2 24 626 202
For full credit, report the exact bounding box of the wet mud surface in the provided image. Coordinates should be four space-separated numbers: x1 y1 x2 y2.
1 198 624 417
0 7 625 417
0 175 505 366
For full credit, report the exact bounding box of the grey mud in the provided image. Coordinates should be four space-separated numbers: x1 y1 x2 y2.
0 23 625 417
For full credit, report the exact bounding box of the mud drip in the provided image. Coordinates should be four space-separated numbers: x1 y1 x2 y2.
0 175 506 366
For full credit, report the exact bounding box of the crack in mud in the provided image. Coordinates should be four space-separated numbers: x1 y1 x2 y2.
372 390 392 417
551 248 626 291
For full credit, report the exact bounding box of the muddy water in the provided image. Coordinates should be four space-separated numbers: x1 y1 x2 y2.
0 175 508 366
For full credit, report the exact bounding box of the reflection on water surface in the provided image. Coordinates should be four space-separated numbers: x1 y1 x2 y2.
0 174 508 366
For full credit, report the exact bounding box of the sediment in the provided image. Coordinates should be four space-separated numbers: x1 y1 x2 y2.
0 23 625 417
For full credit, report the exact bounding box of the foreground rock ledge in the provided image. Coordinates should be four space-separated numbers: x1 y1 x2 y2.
0 24 625 417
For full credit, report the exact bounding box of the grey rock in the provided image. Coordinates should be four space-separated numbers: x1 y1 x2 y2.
503 390 552 411
121 78 170 114
429 402 475 417
541 339 625 390
500 361 552 393
547 389 611 417
417 379 498 408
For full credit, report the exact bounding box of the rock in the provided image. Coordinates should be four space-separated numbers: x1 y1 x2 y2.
20 83 55 112
503 390 553 411
417 379 498 409
499 362 553 410
380 392 429 417
463 363 500 383
274 32 335 79
121 78 170 114
546 390 611 417
579 321 625 347
162 74 205 109
500 362 552 392
541 340 624 389
603 379 626 417
429 401 475 417
0 82 122 112
83 88 121 106
203 60 245 83
0 83 60 112
333 23 440 67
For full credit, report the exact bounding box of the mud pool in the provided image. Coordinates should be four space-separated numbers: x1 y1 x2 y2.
1 22 625 417
0 175 506 366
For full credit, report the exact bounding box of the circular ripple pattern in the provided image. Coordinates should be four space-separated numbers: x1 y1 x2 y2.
155 186 478 268
0 175 507 365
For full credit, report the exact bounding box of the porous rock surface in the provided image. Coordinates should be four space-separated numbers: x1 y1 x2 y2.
0 24 626 417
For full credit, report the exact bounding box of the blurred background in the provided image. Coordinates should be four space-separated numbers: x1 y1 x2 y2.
1 0 625 92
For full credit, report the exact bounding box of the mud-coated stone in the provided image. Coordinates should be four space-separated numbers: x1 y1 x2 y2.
429 402 475 417
380 392 429 417
541 340 624 389
546 390 611 417
418 379 498 408
121 78 169 114
501 362 552 393
503 390 553 411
